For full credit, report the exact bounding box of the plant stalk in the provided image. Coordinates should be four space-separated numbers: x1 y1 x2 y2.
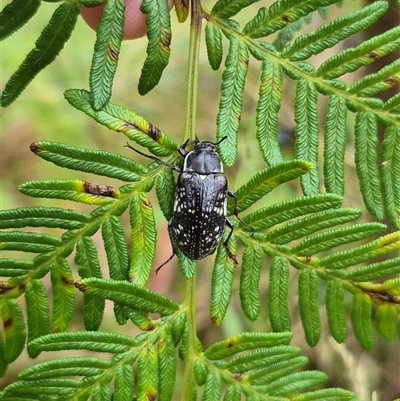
181 2 202 400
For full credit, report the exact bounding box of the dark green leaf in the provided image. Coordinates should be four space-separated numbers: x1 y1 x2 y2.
256 57 284 165
282 2 388 61
204 332 292 360
157 330 176 401
51 258 75 333
211 0 260 19
318 26 400 79
90 0 125 110
202 371 222 400
129 193 157 285
243 0 339 38
156 168 176 221
210 234 237 326
298 269 321 346
348 257 400 282
266 208 361 245
217 36 249 166
375 304 397 341
268 256 291 332
350 59 400 97
242 193 343 231
1 299 26 364
1 2 80 107
31 141 147 182
0 0 41 40
323 95 347 196
137 342 159 400
205 22 223 70
29 331 136 357
0 258 34 277
26 279 49 347
64 89 177 156
232 160 312 214
0 206 88 230
76 237 105 331
351 291 373 351
354 111 384 219
77 278 179 315
0 230 60 253
381 127 400 228
326 280 346 343
295 79 320 195
292 222 386 256
114 363 135 401
240 244 263 321
138 0 171 95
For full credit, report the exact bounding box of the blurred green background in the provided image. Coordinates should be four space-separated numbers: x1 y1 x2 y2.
1 1 399 400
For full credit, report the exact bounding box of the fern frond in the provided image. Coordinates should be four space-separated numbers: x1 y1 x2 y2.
205 21 223 70
281 2 388 61
76 237 105 331
294 79 319 195
354 111 384 219
210 234 237 325
256 57 284 165
129 192 157 285
0 2 80 107
19 179 120 205
0 0 40 40
317 25 400 79
210 0 260 19
323 95 347 195
0 206 89 230
351 291 373 351
199 332 359 400
240 244 263 321
31 141 147 181
25 279 49 346
0 258 34 277
243 0 339 39
173 0 189 23
138 0 172 95
76 278 180 316
156 168 176 220
51 258 75 332
1 299 26 366
350 59 400 97
268 256 291 332
326 279 346 343
232 160 312 214
217 34 249 166
89 0 125 110
0 230 60 253
64 89 177 156
242 193 343 230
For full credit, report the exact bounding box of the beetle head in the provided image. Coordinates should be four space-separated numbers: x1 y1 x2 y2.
183 137 226 174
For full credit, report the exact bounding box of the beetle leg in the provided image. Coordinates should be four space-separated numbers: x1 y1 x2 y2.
155 220 177 273
223 218 238 265
125 142 182 172
227 189 254 234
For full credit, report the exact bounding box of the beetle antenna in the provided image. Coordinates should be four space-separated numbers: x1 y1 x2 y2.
214 136 228 146
125 142 181 172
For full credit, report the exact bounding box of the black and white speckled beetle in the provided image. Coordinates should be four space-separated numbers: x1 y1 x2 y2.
126 137 252 272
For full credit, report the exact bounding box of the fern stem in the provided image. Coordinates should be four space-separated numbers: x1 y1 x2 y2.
183 0 202 142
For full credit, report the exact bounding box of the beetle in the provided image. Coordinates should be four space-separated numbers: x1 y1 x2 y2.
126 137 252 272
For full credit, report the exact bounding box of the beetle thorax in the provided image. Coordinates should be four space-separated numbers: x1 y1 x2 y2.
183 143 224 174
